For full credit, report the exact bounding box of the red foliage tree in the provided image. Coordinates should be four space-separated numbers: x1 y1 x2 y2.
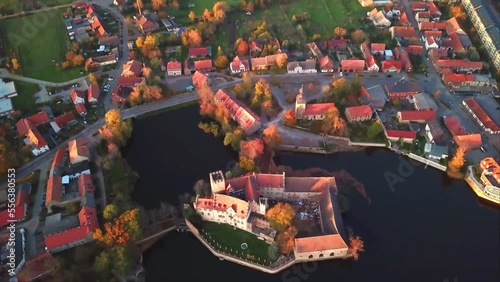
240 138 264 160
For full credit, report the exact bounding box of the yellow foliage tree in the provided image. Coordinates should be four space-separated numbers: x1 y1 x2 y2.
88 73 98 85
263 124 282 149
265 202 295 231
448 147 465 173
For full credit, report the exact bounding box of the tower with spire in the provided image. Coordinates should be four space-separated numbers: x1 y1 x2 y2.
295 84 306 119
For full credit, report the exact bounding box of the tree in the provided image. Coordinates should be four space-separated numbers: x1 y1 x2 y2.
203 8 212 21
193 179 211 197
223 129 244 150
101 109 133 147
240 138 264 160
88 73 98 85
450 4 466 21
239 156 257 172
251 79 272 109
283 109 296 127
235 38 249 56
366 121 383 139
111 246 134 274
349 235 365 261
65 51 75 62
11 58 20 70
93 252 111 275
275 54 287 68
275 226 297 255
72 54 84 66
142 67 153 78
351 30 367 44
263 124 282 149
334 26 347 39
448 147 465 173
266 202 295 231
103 204 119 221
94 208 143 248
197 84 217 116
181 27 203 47
215 54 229 69
152 0 166 10
189 11 196 22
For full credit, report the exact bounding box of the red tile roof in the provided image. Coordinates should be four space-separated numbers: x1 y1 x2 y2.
27 129 47 148
70 89 86 103
121 60 142 77
385 129 417 139
340 59 365 69
194 59 213 70
117 76 144 87
434 60 483 70
87 84 99 101
371 43 385 52
192 71 208 88
54 112 76 127
295 234 348 253
448 33 465 52
304 103 335 116
398 110 436 121
51 148 65 169
382 60 403 72
46 176 63 206
188 47 209 58
319 56 334 70
480 158 500 183
75 103 87 115
0 204 26 228
27 111 49 125
195 194 249 219
443 73 475 86
419 21 447 31
214 90 261 133
443 116 467 136
429 48 448 60
424 30 442 38
167 60 182 71
346 105 372 119
392 26 417 38
69 138 89 163
230 56 249 72
411 3 428 11
463 98 500 132
407 45 423 55
454 134 482 150
446 17 463 35
78 174 95 196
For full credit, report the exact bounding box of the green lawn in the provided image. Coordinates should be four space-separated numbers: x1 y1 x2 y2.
12 81 40 114
3 8 84 82
200 221 276 264
349 120 387 143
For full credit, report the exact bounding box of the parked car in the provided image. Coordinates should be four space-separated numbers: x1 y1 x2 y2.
386 74 392 78
108 76 114 81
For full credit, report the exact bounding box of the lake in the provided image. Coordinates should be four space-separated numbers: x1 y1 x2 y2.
122 105 499 282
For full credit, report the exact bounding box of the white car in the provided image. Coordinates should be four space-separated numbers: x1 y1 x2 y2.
108 77 114 81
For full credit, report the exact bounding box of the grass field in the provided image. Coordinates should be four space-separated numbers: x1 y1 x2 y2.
3 8 83 82
12 81 40 114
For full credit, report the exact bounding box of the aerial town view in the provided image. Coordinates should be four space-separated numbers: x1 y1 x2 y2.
0 0 499 281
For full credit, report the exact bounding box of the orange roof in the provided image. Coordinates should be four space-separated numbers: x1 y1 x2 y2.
399 110 436 121
51 148 66 169
192 71 208 87
443 73 475 86
419 21 447 31
392 26 417 38
449 33 465 51
454 134 482 150
446 17 463 35
214 90 260 133
27 111 49 125
341 59 365 69
167 60 182 70
68 138 89 163
304 103 335 116
382 60 403 72
75 103 87 115
117 76 144 87
434 60 482 70
195 194 249 219
295 234 348 253
78 174 95 197
121 60 142 77
188 47 209 58
194 59 213 70
230 56 249 72
319 56 334 69
87 84 99 101
27 129 47 148
346 105 372 118
424 30 442 38
70 89 86 103
371 43 385 52
463 98 500 132
480 157 500 183
54 112 76 128
46 176 63 206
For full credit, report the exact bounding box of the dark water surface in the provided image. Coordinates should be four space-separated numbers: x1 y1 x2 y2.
122 105 499 282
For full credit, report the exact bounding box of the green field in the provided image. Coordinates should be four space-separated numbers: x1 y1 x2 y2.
3 8 84 82
12 81 40 114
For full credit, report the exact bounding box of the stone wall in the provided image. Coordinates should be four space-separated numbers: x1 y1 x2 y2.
408 153 447 171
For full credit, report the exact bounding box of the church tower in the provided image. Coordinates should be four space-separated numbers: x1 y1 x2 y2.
295 84 306 119
209 171 226 194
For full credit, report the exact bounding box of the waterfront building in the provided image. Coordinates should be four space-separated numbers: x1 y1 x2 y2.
193 170 349 260
214 90 261 135
461 98 500 134
295 86 335 120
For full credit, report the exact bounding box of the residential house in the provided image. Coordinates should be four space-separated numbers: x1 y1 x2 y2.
394 47 412 72
361 42 379 72
419 21 447 31
398 9 411 26
397 110 436 123
121 60 143 77
385 129 417 143
425 119 445 143
214 90 262 135
98 35 119 46
446 17 473 50
229 56 250 74
443 116 483 150
166 61 182 76
424 144 448 160
68 139 89 165
319 56 335 73
425 36 439 50
192 71 208 88
188 47 211 59
0 79 16 116
326 39 348 50
389 26 417 40
194 59 213 72
87 85 99 104
415 11 430 23
444 73 495 89
433 59 483 73
16 112 50 156
371 43 385 55
134 14 159 33
248 41 263 55
111 77 144 104
85 54 117 70
50 112 77 133
70 90 86 104
360 85 388 110
0 183 30 228
75 104 87 117
45 176 63 208
368 8 391 27
340 59 365 72
287 59 317 74
250 53 288 70
407 45 424 55
382 60 403 72
462 0 500 68
345 105 373 123
423 30 442 40
295 86 335 120
385 80 423 99
307 42 323 59
462 98 500 134
428 48 449 60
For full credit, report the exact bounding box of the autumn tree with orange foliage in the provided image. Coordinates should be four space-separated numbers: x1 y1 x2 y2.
450 4 466 21
235 38 249 56
197 84 217 116
251 79 272 110
321 107 348 137
275 226 297 255
94 208 142 248
283 109 297 127
181 27 202 47
214 46 229 69
275 54 288 68
349 235 365 261
266 202 295 231
240 138 264 160
448 147 466 173
263 124 282 149
334 26 347 39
